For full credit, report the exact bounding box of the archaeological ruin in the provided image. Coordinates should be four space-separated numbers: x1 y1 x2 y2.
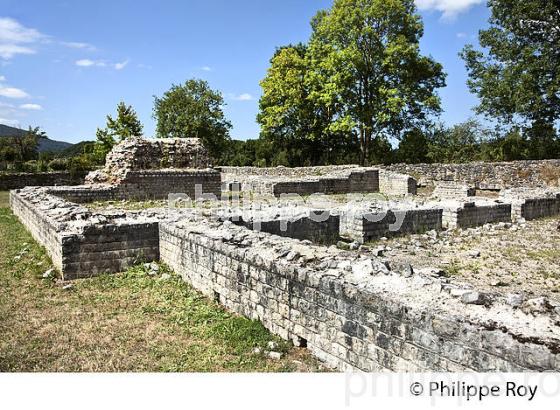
9 136 560 372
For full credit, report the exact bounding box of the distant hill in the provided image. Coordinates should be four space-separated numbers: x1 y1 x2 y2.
0 124 74 153
58 140 95 157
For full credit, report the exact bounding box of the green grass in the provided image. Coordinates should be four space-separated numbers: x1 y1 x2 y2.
0 191 9 208
0 191 321 372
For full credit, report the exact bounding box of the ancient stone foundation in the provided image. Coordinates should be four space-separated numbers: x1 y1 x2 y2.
442 201 512 229
54 169 221 202
8 137 560 372
159 220 560 372
383 160 560 189
0 171 86 190
10 188 160 280
342 208 443 243
221 165 415 197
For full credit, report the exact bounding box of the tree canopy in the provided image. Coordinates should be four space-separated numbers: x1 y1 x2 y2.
94 102 144 161
257 0 446 166
153 79 232 161
461 0 560 158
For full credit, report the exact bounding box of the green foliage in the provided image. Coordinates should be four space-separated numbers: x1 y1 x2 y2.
0 127 43 171
426 120 486 163
153 79 232 162
94 102 144 162
461 0 560 147
396 128 429 163
47 158 68 171
256 0 445 166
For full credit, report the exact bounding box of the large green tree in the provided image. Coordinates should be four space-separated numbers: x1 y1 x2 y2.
306 0 446 165
94 102 143 161
153 79 232 162
461 0 560 158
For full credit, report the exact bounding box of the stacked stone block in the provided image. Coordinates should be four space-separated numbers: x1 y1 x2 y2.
442 202 512 229
433 181 476 199
383 160 560 189
378 170 417 196
0 171 87 190
159 221 560 371
342 208 443 242
10 189 160 280
235 213 340 245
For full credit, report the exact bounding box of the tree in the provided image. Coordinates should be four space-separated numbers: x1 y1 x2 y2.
396 128 429 163
94 102 143 161
426 120 485 163
153 79 232 162
257 42 355 166
307 0 446 165
461 0 560 152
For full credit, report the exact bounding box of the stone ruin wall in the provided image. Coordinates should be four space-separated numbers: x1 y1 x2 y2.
9 188 160 280
88 137 214 184
0 171 87 191
77 137 223 201
159 220 560 372
383 159 560 189
221 165 416 197
342 208 443 243
8 140 560 371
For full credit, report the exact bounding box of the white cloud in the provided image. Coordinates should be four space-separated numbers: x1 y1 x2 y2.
0 17 47 59
0 85 29 98
0 117 20 127
415 0 484 20
201 66 212 72
61 41 96 51
229 93 254 101
75 58 96 67
114 59 129 70
456 32 467 38
19 103 42 110
0 75 5 81
76 58 128 70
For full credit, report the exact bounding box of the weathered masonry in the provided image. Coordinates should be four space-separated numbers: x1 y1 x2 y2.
10 188 160 279
221 165 416 197
9 137 560 372
159 219 560 372
0 171 86 190
341 207 443 243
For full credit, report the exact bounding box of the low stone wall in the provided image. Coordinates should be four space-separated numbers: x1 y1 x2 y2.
159 220 560 371
224 168 380 197
513 196 560 221
433 181 476 200
233 214 340 245
10 188 160 280
52 169 221 203
0 171 86 190
442 202 512 229
9 189 66 272
500 190 560 221
378 170 417 196
383 160 560 189
220 165 359 178
342 208 442 242
272 170 379 196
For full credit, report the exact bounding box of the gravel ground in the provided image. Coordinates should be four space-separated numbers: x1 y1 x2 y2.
372 218 560 303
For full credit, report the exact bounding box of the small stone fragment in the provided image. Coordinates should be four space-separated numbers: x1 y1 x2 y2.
461 291 489 305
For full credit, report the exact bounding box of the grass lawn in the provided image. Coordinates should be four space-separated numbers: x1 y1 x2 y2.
0 191 321 372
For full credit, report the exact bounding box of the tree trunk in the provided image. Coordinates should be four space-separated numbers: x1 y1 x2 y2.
359 127 365 166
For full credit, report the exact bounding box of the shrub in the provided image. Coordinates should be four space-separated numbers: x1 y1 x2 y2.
48 158 69 171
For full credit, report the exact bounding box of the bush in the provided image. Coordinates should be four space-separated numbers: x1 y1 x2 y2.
22 160 39 173
48 158 69 171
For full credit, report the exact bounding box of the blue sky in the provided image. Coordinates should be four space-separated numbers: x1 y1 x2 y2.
0 0 489 144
